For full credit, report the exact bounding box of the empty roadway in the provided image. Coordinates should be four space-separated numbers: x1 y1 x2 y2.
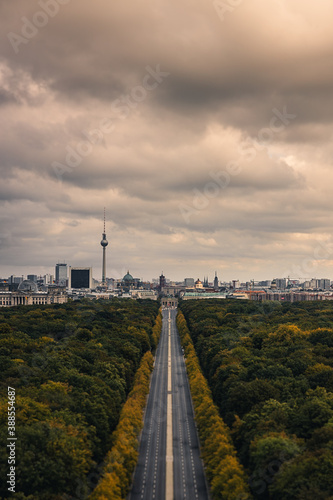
130 308 209 500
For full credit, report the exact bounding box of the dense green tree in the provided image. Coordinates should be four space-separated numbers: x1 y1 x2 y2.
269 450 333 500
0 298 160 499
180 299 333 499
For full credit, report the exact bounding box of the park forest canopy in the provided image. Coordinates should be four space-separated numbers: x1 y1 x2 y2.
179 299 333 500
0 298 159 499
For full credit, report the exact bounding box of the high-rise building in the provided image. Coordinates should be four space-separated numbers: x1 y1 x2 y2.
55 263 67 285
276 278 287 290
309 279 319 289
9 276 23 285
68 267 92 289
40 274 54 286
319 279 330 290
100 208 108 287
27 274 38 283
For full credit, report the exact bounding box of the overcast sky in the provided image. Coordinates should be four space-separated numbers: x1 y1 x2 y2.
1 0 333 282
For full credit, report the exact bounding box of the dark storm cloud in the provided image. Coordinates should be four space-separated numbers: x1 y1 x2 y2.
1 0 333 280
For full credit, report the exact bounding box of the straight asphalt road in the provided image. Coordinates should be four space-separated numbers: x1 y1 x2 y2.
129 308 209 500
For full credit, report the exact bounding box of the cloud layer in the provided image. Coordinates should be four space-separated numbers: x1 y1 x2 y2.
1 0 333 281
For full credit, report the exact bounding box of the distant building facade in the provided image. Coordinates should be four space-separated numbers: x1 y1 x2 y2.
161 297 178 307
68 267 92 289
249 291 333 302
55 263 68 285
0 283 68 307
275 278 287 290
9 276 23 286
181 291 227 300
133 290 158 300
319 279 331 290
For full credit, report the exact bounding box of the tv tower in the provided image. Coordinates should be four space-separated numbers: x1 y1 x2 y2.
100 208 108 287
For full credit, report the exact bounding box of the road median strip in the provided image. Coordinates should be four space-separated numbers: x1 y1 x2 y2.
166 312 174 500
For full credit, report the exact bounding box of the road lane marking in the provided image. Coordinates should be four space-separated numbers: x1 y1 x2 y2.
166 313 174 500
136 311 169 500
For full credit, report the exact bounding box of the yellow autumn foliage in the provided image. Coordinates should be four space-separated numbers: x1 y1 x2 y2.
177 310 252 500
151 309 163 352
263 324 308 346
90 310 162 500
305 363 333 376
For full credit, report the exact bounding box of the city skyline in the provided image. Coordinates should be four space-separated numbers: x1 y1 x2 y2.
2 265 332 286
1 1 333 282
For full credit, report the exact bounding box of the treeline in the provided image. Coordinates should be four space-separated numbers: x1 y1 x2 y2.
177 311 252 500
89 351 154 500
0 298 160 499
179 299 333 499
90 310 162 500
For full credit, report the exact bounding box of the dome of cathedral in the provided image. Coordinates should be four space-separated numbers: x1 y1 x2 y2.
123 271 134 281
